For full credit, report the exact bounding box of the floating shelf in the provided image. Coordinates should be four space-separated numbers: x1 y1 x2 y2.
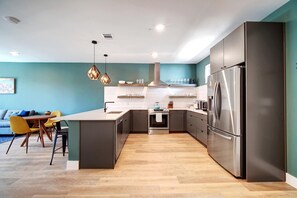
168 84 197 87
118 83 145 87
169 95 197 98
117 95 145 99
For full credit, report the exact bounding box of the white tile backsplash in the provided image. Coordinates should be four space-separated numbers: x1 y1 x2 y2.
104 85 207 109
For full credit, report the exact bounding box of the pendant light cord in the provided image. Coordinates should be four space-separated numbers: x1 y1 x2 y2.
104 56 107 73
93 43 96 65
104 54 108 73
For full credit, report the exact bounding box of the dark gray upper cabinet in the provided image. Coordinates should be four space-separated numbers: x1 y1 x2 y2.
210 24 245 74
131 110 148 132
169 110 186 131
223 24 245 67
210 40 224 74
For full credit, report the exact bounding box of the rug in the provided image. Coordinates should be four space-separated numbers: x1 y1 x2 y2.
0 135 14 144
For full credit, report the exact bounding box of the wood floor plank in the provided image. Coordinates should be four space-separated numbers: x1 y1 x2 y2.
0 133 296 197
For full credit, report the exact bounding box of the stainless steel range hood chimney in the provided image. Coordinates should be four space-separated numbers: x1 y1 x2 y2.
148 62 168 87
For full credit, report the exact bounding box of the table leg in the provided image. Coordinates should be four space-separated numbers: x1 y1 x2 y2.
39 120 45 147
40 121 53 141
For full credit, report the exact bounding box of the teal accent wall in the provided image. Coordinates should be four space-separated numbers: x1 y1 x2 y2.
196 56 210 86
160 64 196 83
0 62 195 115
263 0 297 178
0 62 104 114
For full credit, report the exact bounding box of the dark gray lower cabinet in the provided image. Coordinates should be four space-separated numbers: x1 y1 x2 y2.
80 121 116 169
186 111 207 146
131 110 148 132
196 114 207 145
80 111 131 169
169 110 186 131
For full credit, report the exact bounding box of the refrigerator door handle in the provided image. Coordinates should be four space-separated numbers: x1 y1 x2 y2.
213 82 218 120
216 82 222 119
214 131 232 141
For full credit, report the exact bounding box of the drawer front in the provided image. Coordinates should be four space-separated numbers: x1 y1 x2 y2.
187 121 196 136
196 127 207 145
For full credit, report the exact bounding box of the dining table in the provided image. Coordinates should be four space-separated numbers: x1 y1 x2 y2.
22 114 56 147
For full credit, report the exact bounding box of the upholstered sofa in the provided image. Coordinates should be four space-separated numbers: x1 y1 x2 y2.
0 109 35 135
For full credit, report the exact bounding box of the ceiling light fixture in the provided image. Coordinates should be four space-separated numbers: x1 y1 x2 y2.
155 24 165 32
3 16 21 24
100 54 111 85
87 40 101 80
152 52 158 58
9 51 20 56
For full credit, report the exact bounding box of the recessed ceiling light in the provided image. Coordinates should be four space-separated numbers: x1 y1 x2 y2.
155 24 165 32
152 52 158 58
3 16 21 24
9 51 20 56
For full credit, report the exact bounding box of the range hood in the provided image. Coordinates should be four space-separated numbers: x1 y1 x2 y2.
148 62 168 87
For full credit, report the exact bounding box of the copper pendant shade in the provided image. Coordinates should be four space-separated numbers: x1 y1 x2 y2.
100 54 111 85
87 40 101 80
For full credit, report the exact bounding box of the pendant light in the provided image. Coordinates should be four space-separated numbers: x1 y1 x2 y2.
100 54 111 85
87 40 101 80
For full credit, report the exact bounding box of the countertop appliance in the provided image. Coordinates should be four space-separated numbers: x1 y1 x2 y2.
148 109 169 134
207 65 244 178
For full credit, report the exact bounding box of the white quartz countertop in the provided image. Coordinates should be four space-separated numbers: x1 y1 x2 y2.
55 107 207 121
169 108 208 115
53 109 130 121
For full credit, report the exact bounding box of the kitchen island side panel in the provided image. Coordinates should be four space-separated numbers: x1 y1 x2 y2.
80 121 116 169
246 22 285 181
68 121 80 161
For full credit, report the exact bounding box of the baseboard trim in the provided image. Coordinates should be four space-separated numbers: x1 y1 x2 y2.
66 160 79 170
286 173 297 189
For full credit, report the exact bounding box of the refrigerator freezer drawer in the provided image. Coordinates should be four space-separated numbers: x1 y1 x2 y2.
207 127 243 177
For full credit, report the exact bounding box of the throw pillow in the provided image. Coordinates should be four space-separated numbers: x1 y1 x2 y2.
19 110 30 117
0 109 8 120
3 110 20 120
8 112 20 120
29 110 36 116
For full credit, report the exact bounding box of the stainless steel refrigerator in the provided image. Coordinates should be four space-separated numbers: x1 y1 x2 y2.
207 65 244 178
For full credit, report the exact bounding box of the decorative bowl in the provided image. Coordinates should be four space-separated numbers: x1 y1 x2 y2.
127 81 133 84
118 81 125 84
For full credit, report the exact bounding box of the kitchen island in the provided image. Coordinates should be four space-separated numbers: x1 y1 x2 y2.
58 108 207 170
56 109 133 169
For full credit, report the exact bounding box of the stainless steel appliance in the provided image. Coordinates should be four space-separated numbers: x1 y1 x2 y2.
201 101 207 111
148 109 169 134
207 65 244 177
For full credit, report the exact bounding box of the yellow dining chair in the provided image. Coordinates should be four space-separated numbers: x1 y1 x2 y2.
44 110 62 138
7 116 39 154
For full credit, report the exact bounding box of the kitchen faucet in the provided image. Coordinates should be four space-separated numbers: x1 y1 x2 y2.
104 101 115 112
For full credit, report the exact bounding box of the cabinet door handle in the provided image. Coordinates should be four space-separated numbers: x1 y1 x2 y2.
190 124 192 126
201 130 204 133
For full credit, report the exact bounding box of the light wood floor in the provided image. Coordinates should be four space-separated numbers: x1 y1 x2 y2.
0 133 296 198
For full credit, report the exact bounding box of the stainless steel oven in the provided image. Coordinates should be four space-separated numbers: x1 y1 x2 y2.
148 109 169 134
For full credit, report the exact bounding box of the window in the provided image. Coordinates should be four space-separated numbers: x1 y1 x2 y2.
205 64 210 84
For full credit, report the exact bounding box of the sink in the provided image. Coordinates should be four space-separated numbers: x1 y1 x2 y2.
106 111 123 114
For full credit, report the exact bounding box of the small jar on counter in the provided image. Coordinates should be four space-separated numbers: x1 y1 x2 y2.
167 101 174 109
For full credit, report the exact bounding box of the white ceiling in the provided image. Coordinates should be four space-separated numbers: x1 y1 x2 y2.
0 0 288 64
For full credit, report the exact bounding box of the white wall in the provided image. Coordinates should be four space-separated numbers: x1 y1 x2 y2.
104 85 207 109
